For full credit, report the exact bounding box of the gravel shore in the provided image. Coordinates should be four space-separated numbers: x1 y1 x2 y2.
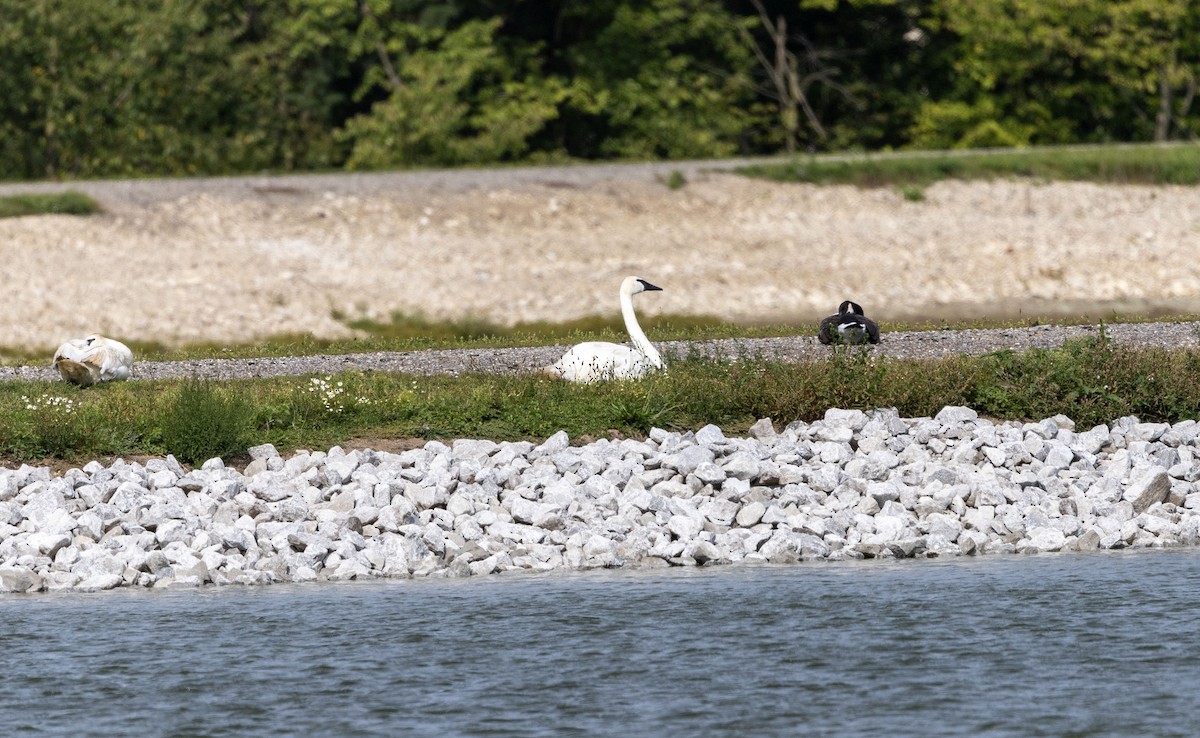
3 320 1198 383
4 160 1200 351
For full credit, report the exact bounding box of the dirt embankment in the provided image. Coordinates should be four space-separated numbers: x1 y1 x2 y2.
3 161 1200 352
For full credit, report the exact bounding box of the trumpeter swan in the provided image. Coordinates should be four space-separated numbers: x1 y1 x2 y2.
818 300 880 345
52 334 134 386
542 276 664 383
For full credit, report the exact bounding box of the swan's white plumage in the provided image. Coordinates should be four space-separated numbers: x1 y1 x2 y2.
543 276 663 383
52 334 134 386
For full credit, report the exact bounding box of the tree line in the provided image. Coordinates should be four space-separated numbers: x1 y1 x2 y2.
1 0 1195 181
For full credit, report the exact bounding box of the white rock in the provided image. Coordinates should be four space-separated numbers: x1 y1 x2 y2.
8 407 1200 592
735 501 767 527
1025 527 1067 552
935 406 978 424
1124 468 1170 514
823 408 868 430
748 418 776 440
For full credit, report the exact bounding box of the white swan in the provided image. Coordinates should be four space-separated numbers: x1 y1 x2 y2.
542 276 664 383
52 334 134 386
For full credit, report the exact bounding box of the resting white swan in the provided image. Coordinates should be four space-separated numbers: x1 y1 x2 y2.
542 276 664 383
52 334 134 386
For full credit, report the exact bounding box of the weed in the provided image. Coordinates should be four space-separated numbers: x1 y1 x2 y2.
20 392 86 457
160 379 253 464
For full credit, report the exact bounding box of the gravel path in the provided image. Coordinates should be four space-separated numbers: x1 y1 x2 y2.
3 321 1197 383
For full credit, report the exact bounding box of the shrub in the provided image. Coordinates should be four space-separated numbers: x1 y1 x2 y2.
160 379 252 464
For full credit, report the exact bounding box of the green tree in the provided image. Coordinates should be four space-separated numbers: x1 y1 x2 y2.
0 1 143 178
565 0 754 159
921 0 1200 147
333 1 564 168
0 0 349 179
730 0 960 153
1100 0 1199 141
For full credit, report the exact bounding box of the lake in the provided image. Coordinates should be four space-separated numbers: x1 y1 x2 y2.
1 549 1197 737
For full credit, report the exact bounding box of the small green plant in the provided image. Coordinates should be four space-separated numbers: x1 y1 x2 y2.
900 184 926 202
160 379 253 464
664 170 687 190
0 191 99 218
21 392 86 457
605 380 679 430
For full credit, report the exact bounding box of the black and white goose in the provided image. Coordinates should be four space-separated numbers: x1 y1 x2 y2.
818 300 880 345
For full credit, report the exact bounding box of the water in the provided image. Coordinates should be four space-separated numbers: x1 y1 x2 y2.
2 550 1198 737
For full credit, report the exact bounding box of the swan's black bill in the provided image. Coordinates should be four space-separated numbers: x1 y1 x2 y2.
638 279 663 292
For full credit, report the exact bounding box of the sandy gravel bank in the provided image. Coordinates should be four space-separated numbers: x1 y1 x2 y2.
3 160 1200 352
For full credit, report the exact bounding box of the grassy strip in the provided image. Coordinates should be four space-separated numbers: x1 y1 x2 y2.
739 143 1200 188
0 191 98 218
3 336 1199 467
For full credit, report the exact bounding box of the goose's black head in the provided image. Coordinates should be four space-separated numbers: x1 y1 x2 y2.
838 300 865 316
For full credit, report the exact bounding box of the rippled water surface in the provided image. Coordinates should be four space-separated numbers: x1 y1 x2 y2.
2 550 1198 737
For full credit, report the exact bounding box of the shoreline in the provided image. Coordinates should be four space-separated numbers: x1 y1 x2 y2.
1 405 1195 593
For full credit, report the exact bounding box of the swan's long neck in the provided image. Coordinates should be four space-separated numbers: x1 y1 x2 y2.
621 287 662 367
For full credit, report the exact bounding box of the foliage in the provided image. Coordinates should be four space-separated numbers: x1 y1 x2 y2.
563 0 754 159
931 0 1200 146
967 337 1200 424
159 379 254 464
338 14 565 168
0 0 347 179
0 0 1197 177
663 170 688 190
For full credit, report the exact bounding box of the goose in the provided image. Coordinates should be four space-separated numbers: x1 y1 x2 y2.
52 334 134 386
818 300 880 345
541 276 664 383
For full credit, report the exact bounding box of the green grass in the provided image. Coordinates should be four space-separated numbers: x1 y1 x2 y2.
5 335 1200 467
0 191 98 218
739 142 1200 188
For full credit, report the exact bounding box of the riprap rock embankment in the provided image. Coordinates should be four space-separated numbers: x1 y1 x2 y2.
2 406 1197 592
